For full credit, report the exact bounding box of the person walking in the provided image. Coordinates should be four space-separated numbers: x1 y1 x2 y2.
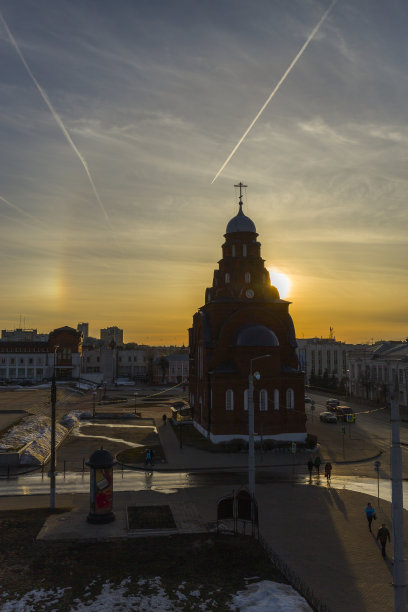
365 502 376 532
307 459 314 478
324 462 332 482
377 523 391 558
145 449 152 466
314 455 321 476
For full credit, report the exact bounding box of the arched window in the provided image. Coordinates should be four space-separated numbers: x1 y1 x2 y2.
242 244 247 257
232 245 236 257
244 389 248 411
225 273 230 284
274 389 279 411
259 389 268 411
286 388 294 409
226 389 234 411
245 272 251 283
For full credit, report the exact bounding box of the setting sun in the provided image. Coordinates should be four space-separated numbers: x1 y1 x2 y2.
267 269 291 299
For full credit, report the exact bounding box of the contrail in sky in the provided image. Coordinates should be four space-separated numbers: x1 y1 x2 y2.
211 0 337 184
0 195 36 220
0 12 114 229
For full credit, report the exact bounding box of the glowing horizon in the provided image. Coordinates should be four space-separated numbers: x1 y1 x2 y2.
0 2 407 348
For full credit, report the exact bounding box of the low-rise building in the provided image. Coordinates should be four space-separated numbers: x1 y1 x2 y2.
348 340 408 407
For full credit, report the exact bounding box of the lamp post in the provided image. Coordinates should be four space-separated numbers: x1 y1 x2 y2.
390 372 406 610
134 392 138 415
92 389 97 418
50 344 59 509
248 354 271 501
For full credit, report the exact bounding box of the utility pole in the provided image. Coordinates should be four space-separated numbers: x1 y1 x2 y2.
50 345 59 509
390 373 406 611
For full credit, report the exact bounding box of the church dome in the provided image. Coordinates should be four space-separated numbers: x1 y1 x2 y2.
235 324 279 347
226 203 256 234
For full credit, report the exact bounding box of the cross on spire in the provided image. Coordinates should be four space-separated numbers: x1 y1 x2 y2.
234 182 247 209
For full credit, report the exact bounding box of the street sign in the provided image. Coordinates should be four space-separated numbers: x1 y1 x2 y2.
374 460 381 472
346 414 354 423
291 442 296 454
341 426 346 435
311 405 315 411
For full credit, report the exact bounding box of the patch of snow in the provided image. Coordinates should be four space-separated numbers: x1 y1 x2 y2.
0 587 69 611
227 580 312 611
0 415 68 465
0 578 312 611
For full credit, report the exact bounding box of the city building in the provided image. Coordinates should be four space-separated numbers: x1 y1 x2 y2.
347 340 408 408
189 185 306 443
1 328 48 342
100 326 124 347
297 337 357 387
0 326 82 382
152 353 189 385
77 322 89 341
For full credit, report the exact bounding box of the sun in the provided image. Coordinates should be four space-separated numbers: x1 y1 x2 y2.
267 268 291 299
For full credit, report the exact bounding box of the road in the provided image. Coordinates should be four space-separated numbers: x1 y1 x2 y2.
1 467 407 510
306 391 408 462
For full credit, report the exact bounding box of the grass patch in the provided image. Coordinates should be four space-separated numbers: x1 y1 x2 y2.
0 508 286 611
127 505 176 530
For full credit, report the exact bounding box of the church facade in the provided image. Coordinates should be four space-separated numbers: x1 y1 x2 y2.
189 186 306 443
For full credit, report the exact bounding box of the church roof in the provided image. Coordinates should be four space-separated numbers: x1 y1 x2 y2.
235 324 279 347
226 202 256 234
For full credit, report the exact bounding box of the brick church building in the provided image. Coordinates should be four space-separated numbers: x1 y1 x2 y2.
189 185 306 443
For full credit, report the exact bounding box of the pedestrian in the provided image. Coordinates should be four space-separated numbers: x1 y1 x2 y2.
377 523 391 558
145 449 152 466
365 502 376 532
307 459 314 478
324 462 332 482
314 455 321 476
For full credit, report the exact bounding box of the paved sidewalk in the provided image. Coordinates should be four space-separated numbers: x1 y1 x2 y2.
1 483 405 612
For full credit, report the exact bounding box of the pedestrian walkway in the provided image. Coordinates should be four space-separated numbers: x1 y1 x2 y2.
1 482 404 612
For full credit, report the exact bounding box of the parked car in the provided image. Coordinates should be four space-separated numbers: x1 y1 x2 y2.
172 401 188 409
171 405 192 422
326 398 340 409
320 411 337 423
334 406 356 422
304 395 312 403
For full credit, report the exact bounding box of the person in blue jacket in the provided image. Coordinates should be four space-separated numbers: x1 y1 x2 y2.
365 502 376 532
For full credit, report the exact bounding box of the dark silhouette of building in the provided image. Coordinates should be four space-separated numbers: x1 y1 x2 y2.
189 185 305 442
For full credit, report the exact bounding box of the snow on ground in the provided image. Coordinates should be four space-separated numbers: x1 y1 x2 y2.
0 411 88 464
0 578 312 611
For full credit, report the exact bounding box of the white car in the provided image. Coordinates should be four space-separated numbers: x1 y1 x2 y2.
320 411 337 423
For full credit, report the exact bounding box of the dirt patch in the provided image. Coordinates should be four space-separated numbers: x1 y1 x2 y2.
127 505 176 530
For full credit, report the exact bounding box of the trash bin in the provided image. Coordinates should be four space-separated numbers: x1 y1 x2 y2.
86 448 115 524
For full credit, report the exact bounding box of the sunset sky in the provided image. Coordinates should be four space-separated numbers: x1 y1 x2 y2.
0 0 407 345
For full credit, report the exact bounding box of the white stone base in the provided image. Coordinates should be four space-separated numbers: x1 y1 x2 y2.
193 420 306 444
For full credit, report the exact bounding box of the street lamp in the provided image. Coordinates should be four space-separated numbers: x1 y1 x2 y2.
390 372 406 610
92 389 97 418
134 392 138 415
50 344 59 510
248 354 271 501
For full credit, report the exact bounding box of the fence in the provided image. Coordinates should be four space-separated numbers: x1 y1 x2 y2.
258 533 331 612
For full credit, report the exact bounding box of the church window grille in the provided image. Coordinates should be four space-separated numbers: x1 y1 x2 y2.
226 389 234 411
259 389 268 411
244 389 248 411
245 272 251 283
274 389 279 410
225 273 230 284
242 244 247 256
286 388 294 409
